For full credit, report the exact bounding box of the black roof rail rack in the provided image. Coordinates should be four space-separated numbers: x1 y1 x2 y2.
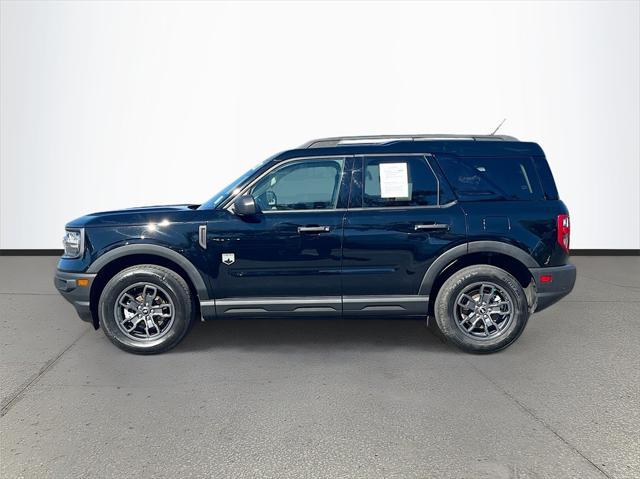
300 134 519 149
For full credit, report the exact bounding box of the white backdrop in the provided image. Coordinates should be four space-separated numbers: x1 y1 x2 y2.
1 1 639 249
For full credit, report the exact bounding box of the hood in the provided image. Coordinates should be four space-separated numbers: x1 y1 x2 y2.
66 204 200 228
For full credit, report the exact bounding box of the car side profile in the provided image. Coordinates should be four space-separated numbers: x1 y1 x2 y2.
55 134 576 354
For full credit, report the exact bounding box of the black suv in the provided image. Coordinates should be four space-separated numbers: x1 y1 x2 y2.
55 134 576 354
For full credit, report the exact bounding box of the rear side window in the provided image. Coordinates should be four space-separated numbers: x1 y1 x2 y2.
436 156 543 201
363 156 438 207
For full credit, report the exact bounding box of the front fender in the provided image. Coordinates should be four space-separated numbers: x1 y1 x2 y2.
86 243 210 301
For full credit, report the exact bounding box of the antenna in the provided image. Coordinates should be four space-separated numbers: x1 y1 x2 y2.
490 118 507 136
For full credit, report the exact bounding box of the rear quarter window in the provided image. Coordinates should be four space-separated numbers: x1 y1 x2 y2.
435 155 543 201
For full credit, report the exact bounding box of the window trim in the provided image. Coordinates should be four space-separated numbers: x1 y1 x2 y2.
224 155 353 213
349 200 458 212
353 153 443 210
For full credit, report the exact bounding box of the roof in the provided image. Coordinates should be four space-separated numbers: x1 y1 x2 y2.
300 134 519 149
274 135 544 161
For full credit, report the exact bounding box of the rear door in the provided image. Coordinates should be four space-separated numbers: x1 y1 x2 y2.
341 154 466 316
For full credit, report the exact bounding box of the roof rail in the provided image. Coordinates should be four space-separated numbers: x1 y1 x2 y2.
300 134 519 149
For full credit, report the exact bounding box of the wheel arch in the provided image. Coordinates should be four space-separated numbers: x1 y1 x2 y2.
87 245 208 328
421 242 538 316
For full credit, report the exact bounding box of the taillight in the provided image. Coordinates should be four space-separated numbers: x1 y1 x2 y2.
557 214 570 253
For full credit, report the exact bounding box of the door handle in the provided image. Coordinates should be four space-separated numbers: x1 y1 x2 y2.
298 225 331 234
414 223 450 231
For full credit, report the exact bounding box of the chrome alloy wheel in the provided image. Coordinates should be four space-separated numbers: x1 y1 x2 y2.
454 281 514 340
114 283 175 341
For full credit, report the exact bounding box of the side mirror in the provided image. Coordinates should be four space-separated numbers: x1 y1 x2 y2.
233 194 259 216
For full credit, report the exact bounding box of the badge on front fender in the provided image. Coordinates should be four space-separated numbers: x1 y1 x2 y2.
221 253 235 265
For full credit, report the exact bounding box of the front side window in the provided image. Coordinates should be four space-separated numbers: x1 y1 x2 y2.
363 156 438 207
250 158 345 211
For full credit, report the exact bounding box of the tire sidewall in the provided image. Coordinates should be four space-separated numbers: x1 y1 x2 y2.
99 266 192 354
435 265 529 353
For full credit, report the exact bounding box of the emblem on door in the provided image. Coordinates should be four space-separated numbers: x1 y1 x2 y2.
221 253 235 265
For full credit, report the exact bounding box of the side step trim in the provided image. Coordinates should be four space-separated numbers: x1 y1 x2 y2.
213 296 341 317
200 295 429 319
343 295 429 316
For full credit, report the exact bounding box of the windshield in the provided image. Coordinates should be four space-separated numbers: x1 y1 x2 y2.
198 158 272 210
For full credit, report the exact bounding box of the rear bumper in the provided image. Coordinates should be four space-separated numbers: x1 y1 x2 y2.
529 263 577 312
54 270 97 323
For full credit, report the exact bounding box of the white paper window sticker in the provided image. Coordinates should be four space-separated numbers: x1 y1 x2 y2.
379 162 409 198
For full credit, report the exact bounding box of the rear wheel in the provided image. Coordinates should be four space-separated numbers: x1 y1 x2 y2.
98 265 194 354
434 265 529 353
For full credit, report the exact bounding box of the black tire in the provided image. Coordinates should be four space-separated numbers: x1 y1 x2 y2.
98 265 194 354
434 265 529 354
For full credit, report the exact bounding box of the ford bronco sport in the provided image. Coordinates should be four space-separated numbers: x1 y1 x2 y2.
55 134 576 354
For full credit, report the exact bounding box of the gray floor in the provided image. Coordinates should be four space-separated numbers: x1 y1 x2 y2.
1 257 638 479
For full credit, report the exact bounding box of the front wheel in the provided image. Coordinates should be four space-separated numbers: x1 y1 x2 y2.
434 265 530 354
98 265 194 354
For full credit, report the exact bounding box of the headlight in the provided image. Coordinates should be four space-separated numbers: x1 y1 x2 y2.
62 229 84 258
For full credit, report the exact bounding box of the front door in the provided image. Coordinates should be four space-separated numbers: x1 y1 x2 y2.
210 156 352 317
341 154 467 316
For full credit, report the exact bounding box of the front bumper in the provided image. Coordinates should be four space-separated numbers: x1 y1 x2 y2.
529 263 577 312
54 270 97 323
